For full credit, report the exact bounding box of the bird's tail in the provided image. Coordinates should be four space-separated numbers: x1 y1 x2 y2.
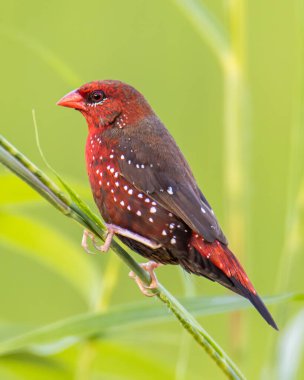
180 233 278 330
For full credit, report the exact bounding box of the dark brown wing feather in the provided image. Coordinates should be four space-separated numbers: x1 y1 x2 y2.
106 115 227 244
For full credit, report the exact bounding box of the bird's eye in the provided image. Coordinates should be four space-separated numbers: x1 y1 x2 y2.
88 90 106 104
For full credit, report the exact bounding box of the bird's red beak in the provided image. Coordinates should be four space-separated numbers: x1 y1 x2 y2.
57 90 86 111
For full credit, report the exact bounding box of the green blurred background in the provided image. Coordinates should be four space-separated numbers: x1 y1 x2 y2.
0 0 303 379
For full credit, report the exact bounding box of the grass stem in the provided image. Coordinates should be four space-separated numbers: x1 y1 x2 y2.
0 135 245 380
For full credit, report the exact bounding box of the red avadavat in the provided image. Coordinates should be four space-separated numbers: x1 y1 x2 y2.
58 80 277 330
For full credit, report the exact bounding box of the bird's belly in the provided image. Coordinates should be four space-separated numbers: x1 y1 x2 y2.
88 159 190 252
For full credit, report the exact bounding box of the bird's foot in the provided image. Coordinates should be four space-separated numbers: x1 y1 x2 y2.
129 261 162 297
81 228 114 254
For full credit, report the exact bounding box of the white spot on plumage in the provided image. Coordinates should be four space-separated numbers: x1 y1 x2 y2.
111 189 114 193
128 189 133 195
96 169 100 174
120 201 125 206
150 207 157 214
162 230 167 236
169 213 173 217
170 238 176 244
110 154 114 159
107 165 111 170
124 185 128 190
167 186 174 195
148 217 154 223
136 210 142 216
145 198 150 203
136 164 140 168
114 172 119 178
110 168 115 173
138 193 143 198
127 205 131 211
115 182 119 187
128 160 131 165
121 155 125 160
201 207 206 214
114 197 117 202
99 180 102 185
141 164 145 168
152 201 157 206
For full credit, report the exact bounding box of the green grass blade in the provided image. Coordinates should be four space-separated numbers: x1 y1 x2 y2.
0 293 299 357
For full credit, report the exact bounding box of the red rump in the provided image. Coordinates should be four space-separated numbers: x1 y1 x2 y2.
190 233 256 295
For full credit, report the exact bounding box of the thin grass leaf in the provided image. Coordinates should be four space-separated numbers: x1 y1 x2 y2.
0 293 299 357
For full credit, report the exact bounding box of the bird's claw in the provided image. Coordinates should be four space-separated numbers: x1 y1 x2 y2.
82 230 97 254
129 261 162 297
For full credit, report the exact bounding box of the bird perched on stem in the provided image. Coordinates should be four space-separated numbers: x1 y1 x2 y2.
57 80 278 330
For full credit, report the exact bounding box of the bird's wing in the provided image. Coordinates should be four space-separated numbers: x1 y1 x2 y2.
113 118 227 244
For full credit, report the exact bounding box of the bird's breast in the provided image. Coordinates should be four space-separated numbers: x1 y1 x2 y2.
85 132 191 251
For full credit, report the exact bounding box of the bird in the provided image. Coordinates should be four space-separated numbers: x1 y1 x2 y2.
57 80 278 330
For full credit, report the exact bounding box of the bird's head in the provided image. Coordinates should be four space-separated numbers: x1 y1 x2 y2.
57 80 152 130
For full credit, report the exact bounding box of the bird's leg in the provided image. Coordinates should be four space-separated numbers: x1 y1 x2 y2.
105 224 162 250
129 261 162 297
82 224 161 254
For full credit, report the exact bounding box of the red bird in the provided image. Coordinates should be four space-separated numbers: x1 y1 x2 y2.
57 80 277 330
